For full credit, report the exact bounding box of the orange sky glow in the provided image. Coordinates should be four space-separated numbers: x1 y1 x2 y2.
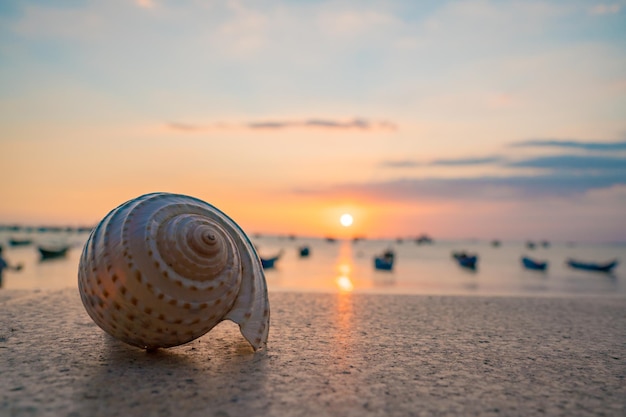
0 1 625 243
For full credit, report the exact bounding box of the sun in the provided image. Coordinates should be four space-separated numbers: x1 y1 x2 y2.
340 213 353 227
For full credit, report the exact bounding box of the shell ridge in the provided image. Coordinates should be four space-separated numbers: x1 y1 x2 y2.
224 244 269 350
147 205 242 303
170 196 270 349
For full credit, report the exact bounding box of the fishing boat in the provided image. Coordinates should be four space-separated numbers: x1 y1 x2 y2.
566 259 618 273
415 234 433 245
522 256 548 271
374 249 395 271
298 246 310 257
38 245 69 260
261 251 283 269
457 255 477 269
452 251 478 269
9 238 32 247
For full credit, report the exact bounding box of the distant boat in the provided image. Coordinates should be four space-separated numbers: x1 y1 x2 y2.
526 241 536 250
415 234 433 245
38 245 69 260
566 259 618 273
9 238 32 247
299 246 310 257
452 251 478 269
261 256 279 269
325 237 337 243
457 256 477 269
491 240 501 247
374 249 395 271
374 257 393 271
522 256 548 271
261 251 283 269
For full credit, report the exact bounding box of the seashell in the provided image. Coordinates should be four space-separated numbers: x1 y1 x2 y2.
78 192 269 351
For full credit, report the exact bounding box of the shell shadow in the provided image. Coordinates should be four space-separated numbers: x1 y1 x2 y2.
76 322 270 416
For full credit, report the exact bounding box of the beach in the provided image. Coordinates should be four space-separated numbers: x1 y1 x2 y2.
1 289 624 417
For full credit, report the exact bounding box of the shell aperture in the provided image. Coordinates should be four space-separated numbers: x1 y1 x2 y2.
78 192 269 351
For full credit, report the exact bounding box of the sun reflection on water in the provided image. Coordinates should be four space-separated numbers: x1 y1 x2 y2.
338 263 351 276
335 240 355 292
336 275 354 292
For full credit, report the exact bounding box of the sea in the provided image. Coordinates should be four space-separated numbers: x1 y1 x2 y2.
1 230 624 298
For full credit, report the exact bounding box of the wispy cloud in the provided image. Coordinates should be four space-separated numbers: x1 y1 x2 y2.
366 153 626 201
380 156 503 168
430 156 503 166
380 160 423 168
380 150 626 174
508 155 626 171
295 172 626 202
511 139 626 152
166 118 397 132
247 118 396 130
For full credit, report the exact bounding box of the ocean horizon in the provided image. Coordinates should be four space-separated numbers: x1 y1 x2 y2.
1 229 623 297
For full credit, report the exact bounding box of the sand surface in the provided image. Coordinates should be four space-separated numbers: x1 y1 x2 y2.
1 289 625 417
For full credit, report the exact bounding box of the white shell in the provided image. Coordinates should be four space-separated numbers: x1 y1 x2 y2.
78 192 269 351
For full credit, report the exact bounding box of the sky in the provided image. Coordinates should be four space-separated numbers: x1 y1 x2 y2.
0 0 625 243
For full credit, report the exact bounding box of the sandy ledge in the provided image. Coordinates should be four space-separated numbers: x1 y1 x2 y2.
1 289 624 417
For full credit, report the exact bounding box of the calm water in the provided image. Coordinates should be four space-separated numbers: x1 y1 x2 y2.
1 231 624 297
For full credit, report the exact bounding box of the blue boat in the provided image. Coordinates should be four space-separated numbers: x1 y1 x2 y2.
522 256 547 271
260 250 283 269
299 246 310 257
452 251 478 269
566 259 618 273
374 256 393 271
374 249 394 271
457 255 477 269
261 255 279 269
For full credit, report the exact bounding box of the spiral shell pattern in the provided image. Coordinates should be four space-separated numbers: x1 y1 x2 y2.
78 192 269 351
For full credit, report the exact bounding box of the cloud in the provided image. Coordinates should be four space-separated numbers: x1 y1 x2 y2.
430 156 503 166
295 171 626 202
511 139 626 152
247 118 396 130
349 153 626 202
508 155 626 171
166 118 397 132
379 151 626 176
380 160 423 168
380 156 503 168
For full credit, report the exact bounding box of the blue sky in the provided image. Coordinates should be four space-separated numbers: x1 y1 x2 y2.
0 0 625 242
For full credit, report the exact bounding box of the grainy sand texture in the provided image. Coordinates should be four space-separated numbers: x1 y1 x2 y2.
1 289 625 417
